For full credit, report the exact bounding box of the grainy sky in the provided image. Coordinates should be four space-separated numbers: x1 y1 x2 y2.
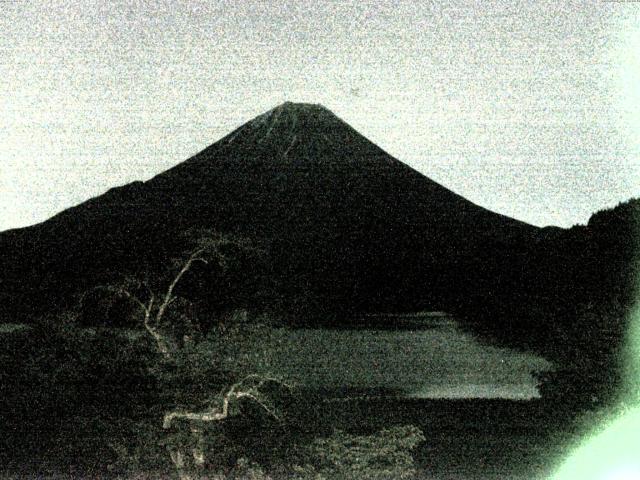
1 0 638 231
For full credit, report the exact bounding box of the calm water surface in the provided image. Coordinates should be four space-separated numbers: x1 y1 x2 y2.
0 316 552 399
251 314 552 399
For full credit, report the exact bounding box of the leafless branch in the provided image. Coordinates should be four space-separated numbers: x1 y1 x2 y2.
119 288 150 316
156 248 206 325
163 375 290 429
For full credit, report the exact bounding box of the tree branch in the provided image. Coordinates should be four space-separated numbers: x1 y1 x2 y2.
156 248 207 325
162 375 290 429
234 391 281 420
119 288 150 317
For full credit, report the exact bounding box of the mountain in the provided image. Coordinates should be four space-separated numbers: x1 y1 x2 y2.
1 102 541 323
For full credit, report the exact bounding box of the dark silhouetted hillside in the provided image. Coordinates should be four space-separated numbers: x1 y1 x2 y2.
458 198 640 406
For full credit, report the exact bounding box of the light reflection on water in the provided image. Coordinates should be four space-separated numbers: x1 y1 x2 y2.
410 383 540 400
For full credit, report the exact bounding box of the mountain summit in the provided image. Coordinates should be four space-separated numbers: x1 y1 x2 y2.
217 102 373 158
0 103 538 323
164 101 399 178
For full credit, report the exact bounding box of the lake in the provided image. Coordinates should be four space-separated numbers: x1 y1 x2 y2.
249 313 553 400
0 315 553 400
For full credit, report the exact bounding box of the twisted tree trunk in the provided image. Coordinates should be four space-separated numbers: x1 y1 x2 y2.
162 375 286 479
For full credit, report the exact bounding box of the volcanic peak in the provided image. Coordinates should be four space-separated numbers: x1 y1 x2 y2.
231 102 337 139
211 101 369 163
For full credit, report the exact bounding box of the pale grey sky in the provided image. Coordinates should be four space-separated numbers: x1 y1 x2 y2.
1 0 638 231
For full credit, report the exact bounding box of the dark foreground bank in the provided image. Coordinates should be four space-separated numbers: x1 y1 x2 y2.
1 395 581 479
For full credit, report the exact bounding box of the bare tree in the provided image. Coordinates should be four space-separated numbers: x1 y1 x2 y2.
110 248 208 358
98 231 240 357
95 230 287 479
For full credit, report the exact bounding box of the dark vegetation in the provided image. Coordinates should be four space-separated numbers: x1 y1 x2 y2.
456 198 640 409
0 103 638 477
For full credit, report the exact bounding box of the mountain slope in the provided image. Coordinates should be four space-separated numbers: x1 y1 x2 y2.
0 102 540 323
